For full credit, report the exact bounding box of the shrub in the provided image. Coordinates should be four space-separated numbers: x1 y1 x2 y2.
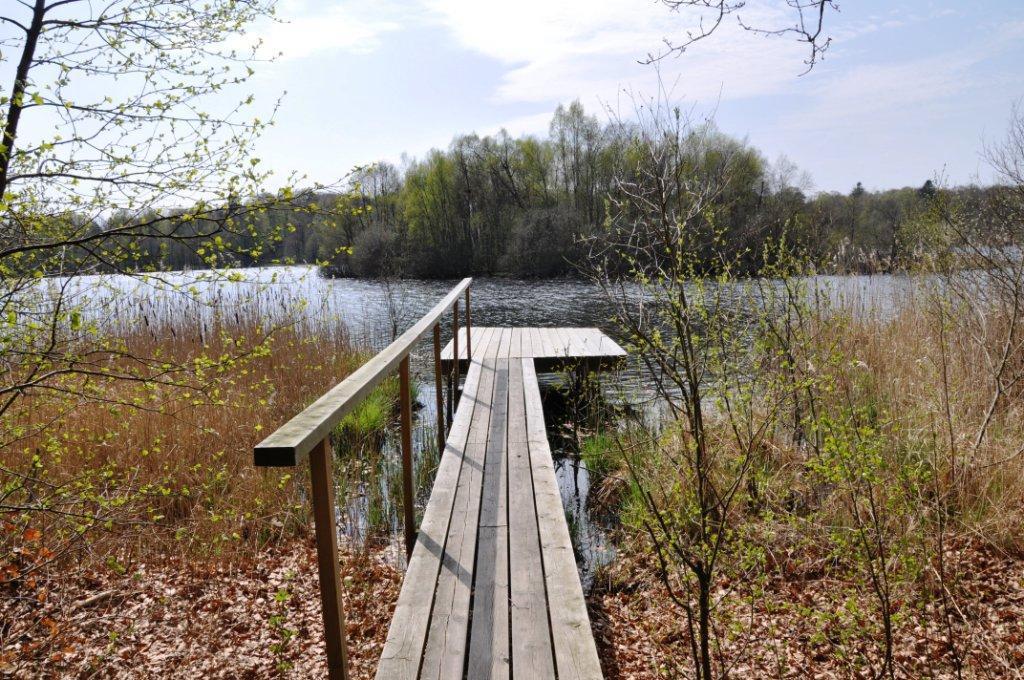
500 207 579 277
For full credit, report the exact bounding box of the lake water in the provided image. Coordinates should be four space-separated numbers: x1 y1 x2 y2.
34 265 919 585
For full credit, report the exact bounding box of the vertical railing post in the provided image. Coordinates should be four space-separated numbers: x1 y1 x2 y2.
465 287 472 361
447 300 459 429
308 438 350 680
452 299 460 400
432 323 445 457
399 356 416 558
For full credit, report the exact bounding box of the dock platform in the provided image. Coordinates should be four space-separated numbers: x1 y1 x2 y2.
378 326 624 679
254 279 620 679
441 326 626 373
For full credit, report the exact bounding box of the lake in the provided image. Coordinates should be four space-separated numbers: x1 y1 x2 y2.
33 265 919 585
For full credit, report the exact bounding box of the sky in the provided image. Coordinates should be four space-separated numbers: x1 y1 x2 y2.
2 0 1021 197
234 0 1024 194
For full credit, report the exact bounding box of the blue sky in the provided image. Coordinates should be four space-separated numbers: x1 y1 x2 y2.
240 0 1024 194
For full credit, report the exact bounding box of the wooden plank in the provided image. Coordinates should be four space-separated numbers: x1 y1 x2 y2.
467 362 511 679
471 327 494 362
549 327 567 358
419 360 496 678
255 278 472 466
554 328 576 357
531 328 546 358
507 359 556 679
521 325 534 359
599 333 622 357
535 328 554 359
567 328 589 357
461 326 471 360
565 328 589 357
480 328 497 361
481 327 495 361
445 327 625 364
541 328 561 358
442 326 479 361
577 328 605 356
591 329 626 358
522 359 603 679
553 328 572 357
467 360 498 446
532 328 548 358
496 328 511 361
375 359 484 679
444 327 626 363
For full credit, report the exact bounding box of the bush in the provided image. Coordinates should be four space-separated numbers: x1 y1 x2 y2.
350 225 399 277
500 207 579 276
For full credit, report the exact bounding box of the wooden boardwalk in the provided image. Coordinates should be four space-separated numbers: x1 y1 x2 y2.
254 279 622 680
378 327 624 679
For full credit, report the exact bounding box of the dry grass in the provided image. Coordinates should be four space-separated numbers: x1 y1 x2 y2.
0 281 421 676
589 274 1024 677
1 308 364 579
803 283 1024 547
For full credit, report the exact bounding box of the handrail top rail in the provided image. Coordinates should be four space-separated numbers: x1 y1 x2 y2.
254 277 472 467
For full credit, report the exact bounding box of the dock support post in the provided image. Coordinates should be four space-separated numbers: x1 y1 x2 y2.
399 356 416 558
432 324 445 457
309 437 350 680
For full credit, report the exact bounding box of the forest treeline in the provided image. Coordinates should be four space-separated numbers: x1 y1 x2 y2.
122 102 991 278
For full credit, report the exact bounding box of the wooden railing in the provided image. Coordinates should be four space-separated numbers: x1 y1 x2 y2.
254 278 473 680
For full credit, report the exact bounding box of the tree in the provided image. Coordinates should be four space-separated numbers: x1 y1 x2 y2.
550 101 603 227
0 1 338 459
586 102 772 679
654 0 838 71
919 178 937 199
500 207 578 276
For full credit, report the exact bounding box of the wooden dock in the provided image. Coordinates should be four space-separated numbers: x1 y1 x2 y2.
441 326 626 372
377 353 614 679
253 281 623 680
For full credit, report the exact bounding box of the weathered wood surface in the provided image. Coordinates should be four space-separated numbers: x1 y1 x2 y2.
440 326 625 368
377 354 602 680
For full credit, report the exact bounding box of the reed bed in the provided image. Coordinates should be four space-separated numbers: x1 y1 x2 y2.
1 296 363 579
0 278 441 676
584 273 1024 677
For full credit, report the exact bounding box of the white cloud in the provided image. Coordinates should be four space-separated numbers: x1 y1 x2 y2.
422 0 811 107
247 0 402 60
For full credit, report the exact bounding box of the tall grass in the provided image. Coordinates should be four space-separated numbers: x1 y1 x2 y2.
593 272 1024 676
774 280 1024 547
1 300 364 577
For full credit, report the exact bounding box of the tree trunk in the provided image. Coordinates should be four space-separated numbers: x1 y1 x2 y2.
698 575 713 680
0 0 46 196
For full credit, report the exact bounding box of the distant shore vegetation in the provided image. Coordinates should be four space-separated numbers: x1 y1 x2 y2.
62 101 990 280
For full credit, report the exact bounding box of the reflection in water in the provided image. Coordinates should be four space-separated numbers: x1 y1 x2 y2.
555 456 615 590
